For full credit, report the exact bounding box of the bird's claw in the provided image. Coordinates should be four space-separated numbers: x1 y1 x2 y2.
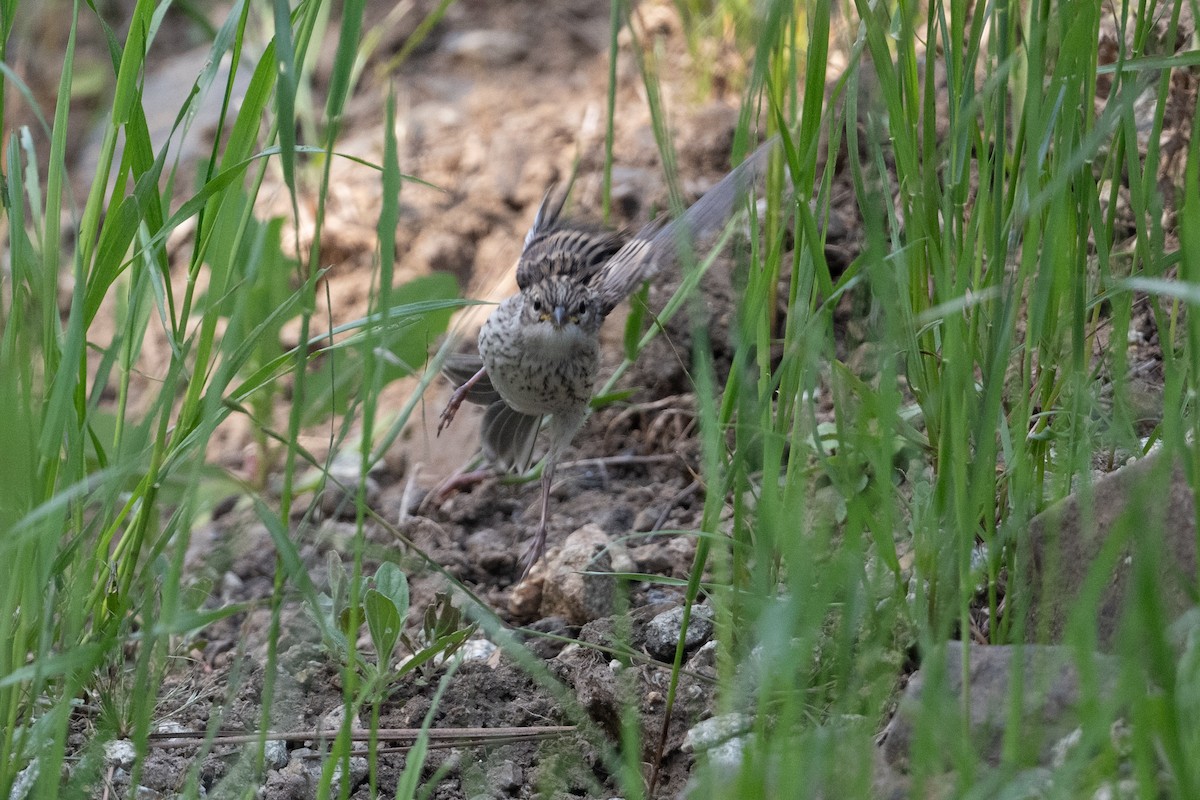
519 526 547 580
437 365 488 437
437 385 468 436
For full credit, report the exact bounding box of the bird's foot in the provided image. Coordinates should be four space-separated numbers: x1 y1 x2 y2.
519 461 555 579
437 390 466 435
519 523 548 580
438 366 487 436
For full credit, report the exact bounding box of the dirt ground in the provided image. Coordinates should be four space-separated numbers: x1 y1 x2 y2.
40 0 1191 797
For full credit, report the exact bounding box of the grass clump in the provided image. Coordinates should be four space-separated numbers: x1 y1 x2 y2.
0 0 458 795
664 0 1200 796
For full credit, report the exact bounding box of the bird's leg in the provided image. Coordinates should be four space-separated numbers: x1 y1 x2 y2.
520 456 556 578
438 366 487 435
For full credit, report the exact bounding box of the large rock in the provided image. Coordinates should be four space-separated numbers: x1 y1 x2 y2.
528 524 634 625
881 641 1120 771
1023 450 1198 649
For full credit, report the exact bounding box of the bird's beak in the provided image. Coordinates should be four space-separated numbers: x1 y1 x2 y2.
552 306 568 328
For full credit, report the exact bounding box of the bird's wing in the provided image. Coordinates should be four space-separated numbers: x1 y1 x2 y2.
516 186 627 288
481 401 543 473
518 226 626 289
593 136 782 315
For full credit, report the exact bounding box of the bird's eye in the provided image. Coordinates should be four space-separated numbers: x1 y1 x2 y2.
574 302 587 317
532 298 542 312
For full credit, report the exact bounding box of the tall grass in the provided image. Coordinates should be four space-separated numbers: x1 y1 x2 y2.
667 0 1200 796
0 0 459 796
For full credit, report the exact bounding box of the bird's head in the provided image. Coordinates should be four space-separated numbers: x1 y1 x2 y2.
520 276 600 336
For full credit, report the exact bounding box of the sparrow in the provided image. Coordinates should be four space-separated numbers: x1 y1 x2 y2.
438 138 779 575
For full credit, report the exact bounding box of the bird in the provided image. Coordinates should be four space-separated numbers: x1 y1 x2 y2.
437 137 780 576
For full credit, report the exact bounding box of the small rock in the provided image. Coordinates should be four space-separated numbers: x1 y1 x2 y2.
331 756 369 795
154 721 190 737
9 758 38 800
263 739 289 771
319 705 349 738
268 751 313 798
632 504 662 532
643 603 715 661
220 570 243 600
508 568 543 620
538 524 633 624
456 638 498 664
441 30 529 67
1093 779 1140 800
694 735 746 774
486 760 522 792
682 714 752 781
871 746 911 800
632 534 696 577
686 639 719 677
682 713 754 754
104 739 137 770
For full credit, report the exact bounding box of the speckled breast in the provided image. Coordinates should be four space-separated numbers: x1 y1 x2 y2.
478 302 600 417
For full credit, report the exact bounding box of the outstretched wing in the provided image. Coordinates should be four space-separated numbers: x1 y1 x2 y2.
592 137 781 316
516 188 626 289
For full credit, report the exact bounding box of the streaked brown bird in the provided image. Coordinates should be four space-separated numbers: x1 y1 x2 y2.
439 138 779 575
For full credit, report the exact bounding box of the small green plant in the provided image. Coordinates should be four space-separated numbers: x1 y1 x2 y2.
362 560 409 678
410 591 476 677
311 554 475 687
